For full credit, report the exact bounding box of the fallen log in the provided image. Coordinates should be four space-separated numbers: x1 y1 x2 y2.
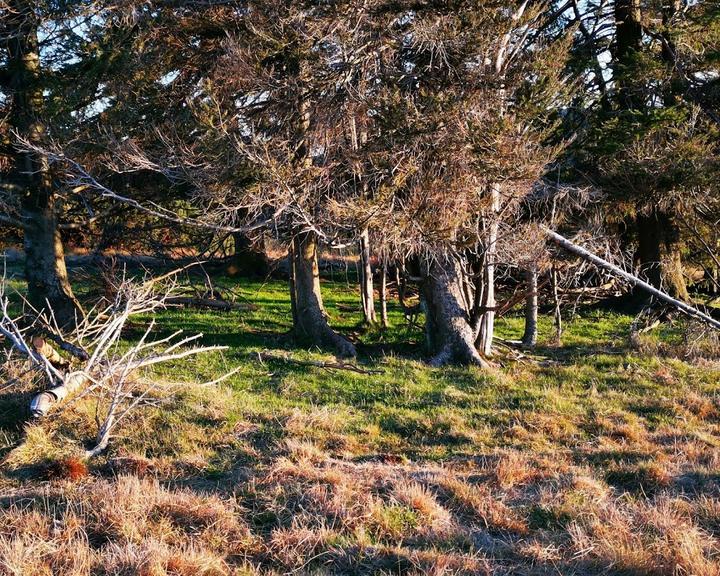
542 226 720 331
30 371 89 418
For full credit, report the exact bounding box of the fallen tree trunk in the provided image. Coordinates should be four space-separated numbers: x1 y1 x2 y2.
30 371 88 418
542 226 720 331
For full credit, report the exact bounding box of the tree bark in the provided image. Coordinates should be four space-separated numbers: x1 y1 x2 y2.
422 253 489 367
477 184 500 357
6 0 83 328
636 210 689 301
229 232 269 277
358 228 376 325
290 231 356 358
522 263 538 348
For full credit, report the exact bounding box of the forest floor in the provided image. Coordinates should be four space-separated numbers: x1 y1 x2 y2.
1 264 720 575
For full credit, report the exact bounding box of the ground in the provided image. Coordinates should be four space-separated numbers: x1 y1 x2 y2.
1 264 719 575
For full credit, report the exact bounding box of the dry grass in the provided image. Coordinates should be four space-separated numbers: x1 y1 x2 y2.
3 373 720 575
3 441 719 575
0 475 256 576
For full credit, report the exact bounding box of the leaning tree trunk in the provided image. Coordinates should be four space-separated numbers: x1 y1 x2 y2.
636 209 689 302
290 231 356 358
522 263 538 348
543 225 720 330
6 0 83 328
358 228 376 325
422 253 489 367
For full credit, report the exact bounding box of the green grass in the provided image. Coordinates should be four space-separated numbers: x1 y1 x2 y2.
2 266 718 466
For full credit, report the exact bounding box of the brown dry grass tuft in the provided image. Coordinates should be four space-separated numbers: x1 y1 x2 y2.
0 475 257 576
2 440 720 575
43 456 89 481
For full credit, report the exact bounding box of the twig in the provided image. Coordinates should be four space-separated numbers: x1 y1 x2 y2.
199 365 244 387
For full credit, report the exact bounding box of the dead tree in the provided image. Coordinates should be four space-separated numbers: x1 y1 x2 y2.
477 185 501 357
1 268 233 457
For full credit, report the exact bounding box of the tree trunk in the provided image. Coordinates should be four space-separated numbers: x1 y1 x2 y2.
6 0 83 328
522 263 538 348
380 260 388 328
358 228 376 325
22 196 83 328
229 232 269 277
551 264 563 344
422 253 489 367
477 184 500 357
290 231 356 358
613 0 643 110
636 210 689 301
288 245 299 328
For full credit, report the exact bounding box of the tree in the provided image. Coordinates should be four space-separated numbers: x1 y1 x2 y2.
576 0 720 301
359 1 573 364
199 0 404 357
1 0 84 327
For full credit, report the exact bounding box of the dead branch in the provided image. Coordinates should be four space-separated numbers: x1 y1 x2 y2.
543 226 720 331
1 265 233 458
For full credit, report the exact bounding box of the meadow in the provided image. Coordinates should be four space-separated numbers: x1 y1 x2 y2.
1 264 719 575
